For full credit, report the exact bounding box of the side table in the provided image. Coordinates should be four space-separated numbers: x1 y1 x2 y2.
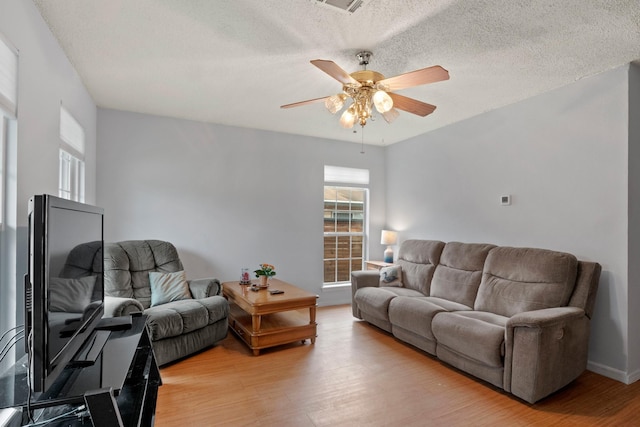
365 260 395 271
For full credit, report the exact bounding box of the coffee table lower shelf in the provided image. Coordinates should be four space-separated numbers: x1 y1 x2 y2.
228 303 317 355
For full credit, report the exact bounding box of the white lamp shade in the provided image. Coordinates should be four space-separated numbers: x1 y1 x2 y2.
382 108 399 124
325 93 346 114
381 230 398 245
339 105 356 128
373 90 393 113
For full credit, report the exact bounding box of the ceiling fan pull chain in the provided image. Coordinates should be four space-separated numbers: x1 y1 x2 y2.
360 124 365 154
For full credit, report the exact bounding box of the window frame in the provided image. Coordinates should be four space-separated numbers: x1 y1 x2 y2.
58 104 85 203
0 33 18 226
323 185 369 287
0 117 5 225
58 149 85 203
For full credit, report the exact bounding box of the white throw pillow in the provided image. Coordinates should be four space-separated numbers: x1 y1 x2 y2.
379 265 403 287
149 270 192 307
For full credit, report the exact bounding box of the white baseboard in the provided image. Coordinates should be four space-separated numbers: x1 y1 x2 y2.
627 368 640 384
587 360 640 384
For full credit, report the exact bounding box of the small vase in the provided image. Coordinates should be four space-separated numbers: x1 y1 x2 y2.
259 275 268 287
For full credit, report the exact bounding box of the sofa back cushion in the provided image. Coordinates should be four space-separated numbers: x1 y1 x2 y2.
396 240 445 295
104 240 184 309
60 240 104 302
430 242 496 307
474 246 578 317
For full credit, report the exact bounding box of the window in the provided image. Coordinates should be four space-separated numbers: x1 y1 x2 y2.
0 34 18 369
58 105 85 202
0 118 6 225
58 150 85 202
324 165 369 285
0 34 18 118
0 33 18 224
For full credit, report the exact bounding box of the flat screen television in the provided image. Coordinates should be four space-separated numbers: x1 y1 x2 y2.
25 195 104 394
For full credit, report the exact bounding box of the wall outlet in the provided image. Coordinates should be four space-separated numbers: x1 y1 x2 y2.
501 195 511 206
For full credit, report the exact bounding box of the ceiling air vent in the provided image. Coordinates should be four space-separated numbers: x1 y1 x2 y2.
314 0 367 14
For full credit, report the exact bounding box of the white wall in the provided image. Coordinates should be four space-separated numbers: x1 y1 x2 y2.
386 65 632 381
0 0 97 366
97 109 386 306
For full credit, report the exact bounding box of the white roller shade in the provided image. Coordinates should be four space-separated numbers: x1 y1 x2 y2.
324 165 369 185
0 35 18 117
60 105 85 155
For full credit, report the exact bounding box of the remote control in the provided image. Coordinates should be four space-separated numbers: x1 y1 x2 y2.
269 289 284 295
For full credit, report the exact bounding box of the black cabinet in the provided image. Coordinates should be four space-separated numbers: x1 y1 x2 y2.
0 314 161 426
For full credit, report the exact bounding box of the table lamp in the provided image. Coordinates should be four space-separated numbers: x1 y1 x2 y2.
381 230 398 263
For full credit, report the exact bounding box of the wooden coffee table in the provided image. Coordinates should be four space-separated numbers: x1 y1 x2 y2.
222 278 318 355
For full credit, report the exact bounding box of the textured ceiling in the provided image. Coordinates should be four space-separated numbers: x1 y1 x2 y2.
33 0 640 146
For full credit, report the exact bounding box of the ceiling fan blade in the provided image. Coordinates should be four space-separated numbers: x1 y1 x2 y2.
379 65 449 92
311 59 360 86
389 93 436 117
280 96 330 109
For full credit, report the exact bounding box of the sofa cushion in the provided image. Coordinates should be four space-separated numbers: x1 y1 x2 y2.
144 297 228 341
379 265 402 287
149 270 192 307
475 247 578 317
389 296 472 341
105 240 185 309
432 311 508 368
396 240 445 295
49 276 97 313
104 243 134 299
355 286 425 323
430 242 496 307
198 296 230 325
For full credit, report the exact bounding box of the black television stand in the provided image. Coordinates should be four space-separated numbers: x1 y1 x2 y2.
72 330 111 366
0 315 161 426
82 316 161 426
95 315 133 331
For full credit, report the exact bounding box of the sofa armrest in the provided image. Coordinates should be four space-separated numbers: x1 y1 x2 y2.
104 296 144 318
351 270 380 318
504 306 590 403
188 278 222 299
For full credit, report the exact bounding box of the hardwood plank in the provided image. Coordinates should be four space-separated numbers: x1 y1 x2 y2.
156 305 640 426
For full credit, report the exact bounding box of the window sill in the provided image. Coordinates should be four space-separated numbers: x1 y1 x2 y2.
322 282 351 291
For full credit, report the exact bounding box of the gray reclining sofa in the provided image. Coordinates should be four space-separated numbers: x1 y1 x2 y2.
103 240 229 365
351 239 601 403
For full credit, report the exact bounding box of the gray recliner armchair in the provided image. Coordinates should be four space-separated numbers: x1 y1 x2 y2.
103 240 228 365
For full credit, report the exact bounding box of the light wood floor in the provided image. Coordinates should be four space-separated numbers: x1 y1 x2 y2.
155 305 640 426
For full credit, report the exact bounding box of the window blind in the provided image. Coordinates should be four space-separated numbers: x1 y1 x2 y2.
0 35 18 117
60 105 85 155
324 165 369 185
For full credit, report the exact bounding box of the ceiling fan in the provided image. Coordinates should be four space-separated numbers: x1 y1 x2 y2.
281 51 449 129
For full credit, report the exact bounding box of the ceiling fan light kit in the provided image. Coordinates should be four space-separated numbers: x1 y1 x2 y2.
281 50 449 129
325 93 347 114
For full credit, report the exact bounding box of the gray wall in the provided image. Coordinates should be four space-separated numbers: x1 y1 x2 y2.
3 0 639 385
628 61 640 382
97 110 386 306
0 0 97 369
386 64 634 382
1 1 98 211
